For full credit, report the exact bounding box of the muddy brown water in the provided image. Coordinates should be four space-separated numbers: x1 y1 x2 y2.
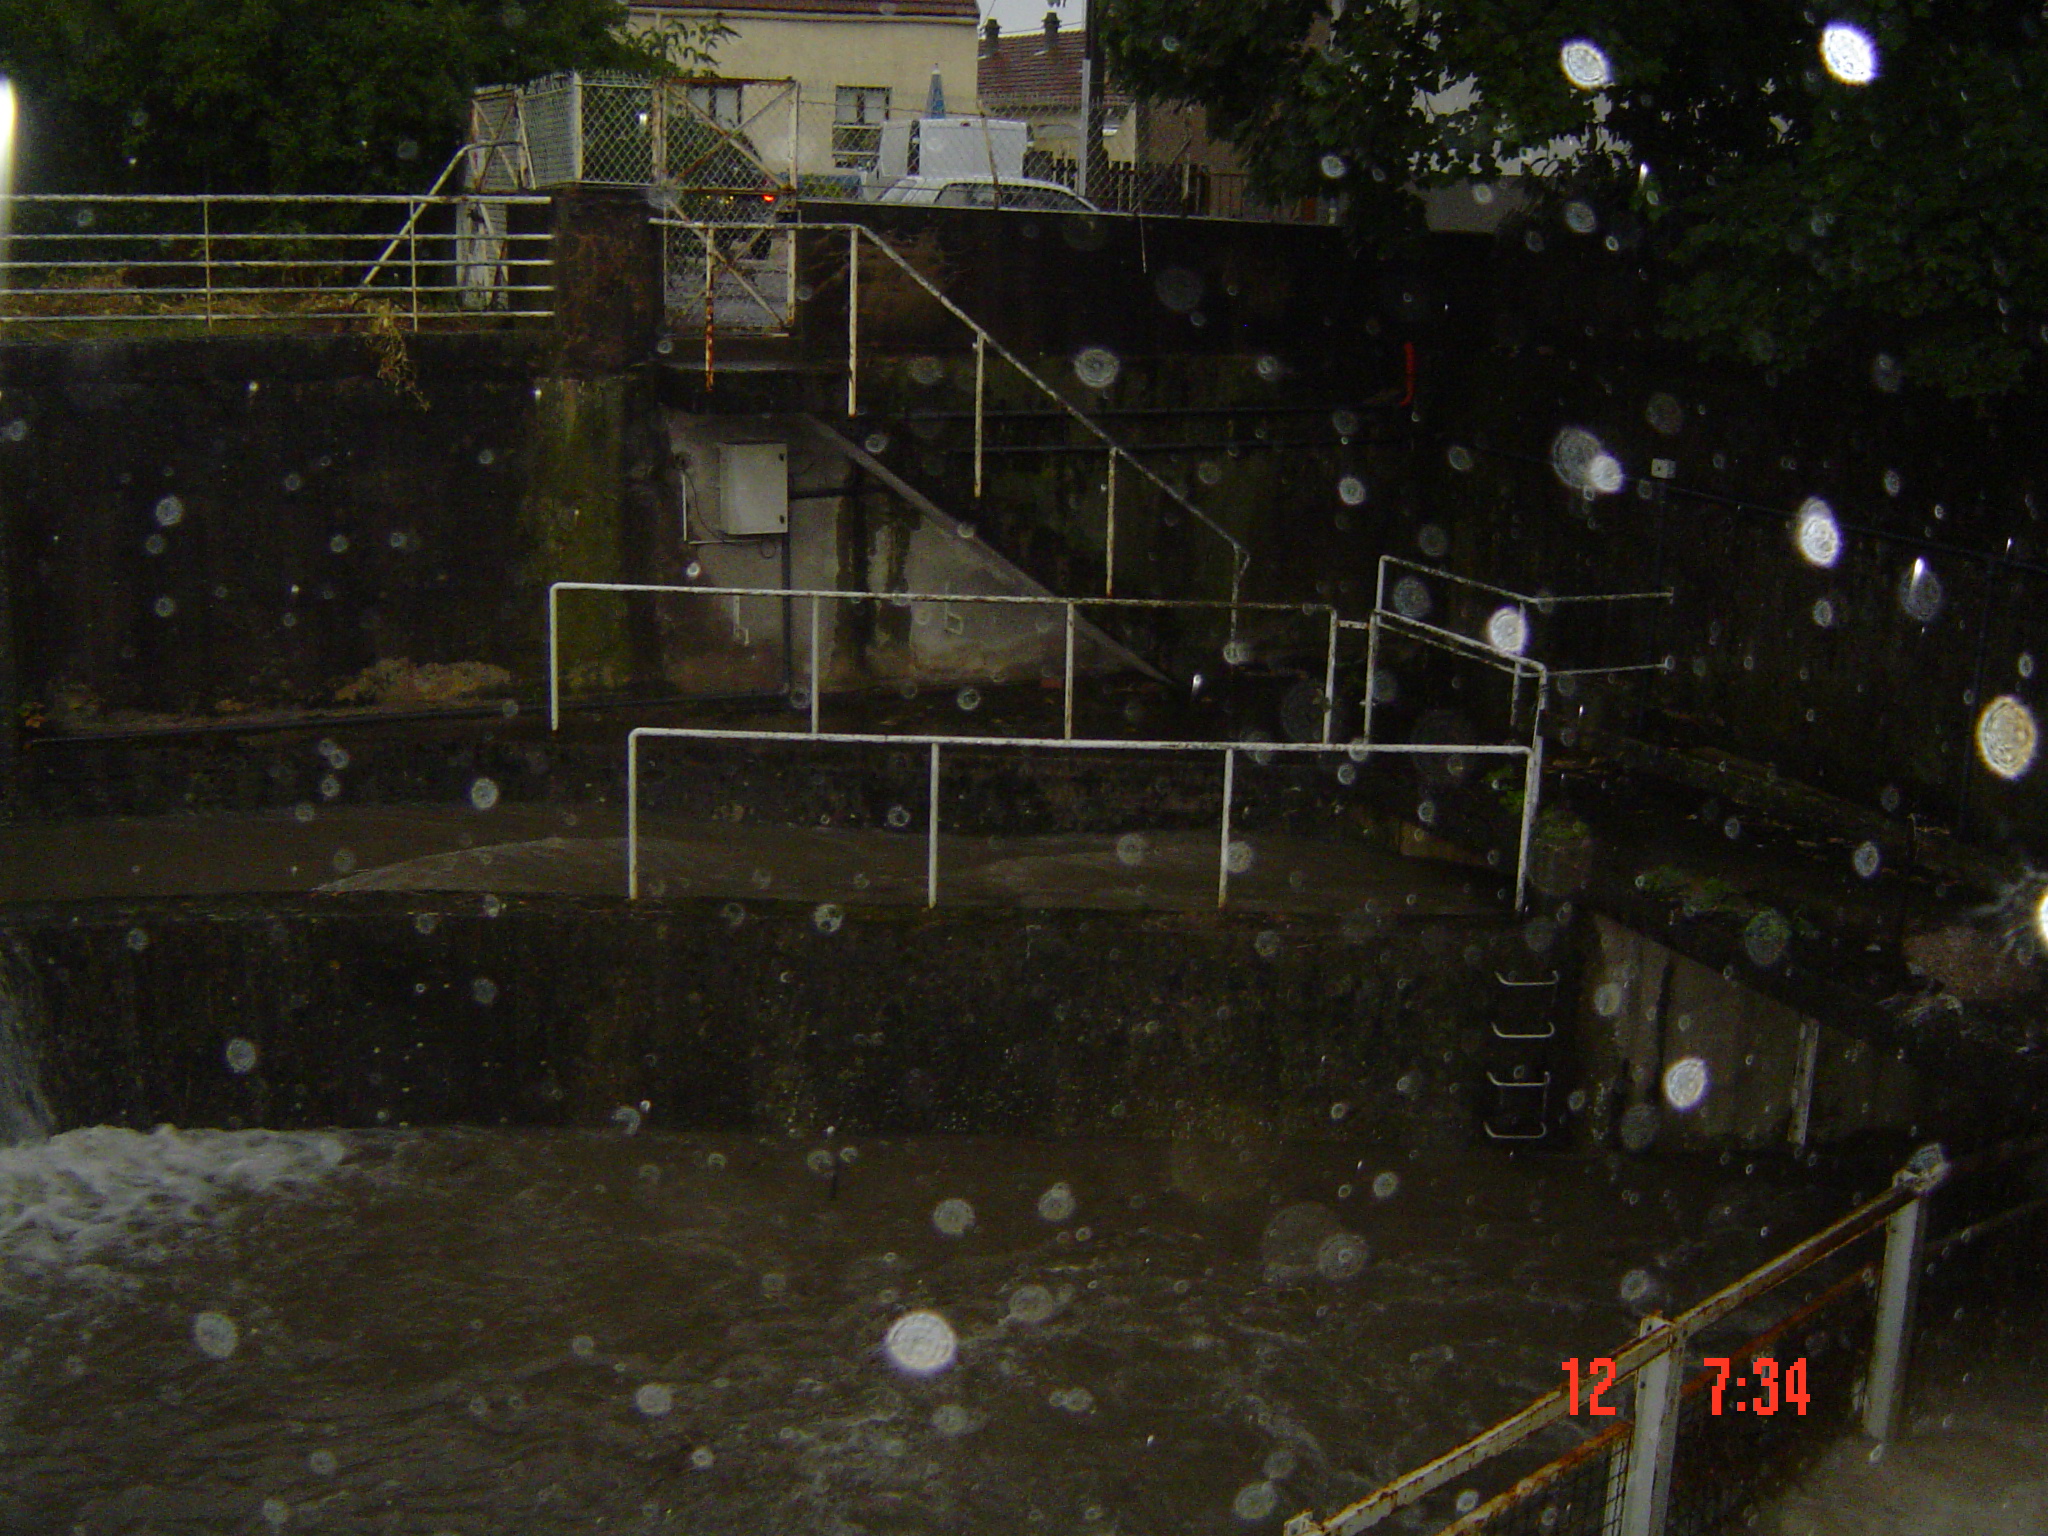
0 1126 1851 1535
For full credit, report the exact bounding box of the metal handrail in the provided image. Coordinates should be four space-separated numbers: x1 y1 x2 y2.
1283 1139 2048 1536
624 725 1538 910
652 218 1254 608
0 194 556 328
358 146 480 289
546 580 1345 738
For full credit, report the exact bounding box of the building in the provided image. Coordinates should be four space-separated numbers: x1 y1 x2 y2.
974 12 1138 168
624 0 982 181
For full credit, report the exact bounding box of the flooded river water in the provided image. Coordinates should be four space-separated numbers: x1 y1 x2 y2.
1 1125 1849 1535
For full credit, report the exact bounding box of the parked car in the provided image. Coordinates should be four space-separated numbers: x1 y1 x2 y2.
868 176 1101 213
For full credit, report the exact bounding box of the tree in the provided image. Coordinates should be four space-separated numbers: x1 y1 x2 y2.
0 0 728 195
1103 0 2048 397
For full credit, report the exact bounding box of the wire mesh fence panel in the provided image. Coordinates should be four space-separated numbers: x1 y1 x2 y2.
581 74 658 185
1445 1428 1628 1536
660 223 794 334
520 75 581 186
1664 1272 1876 1536
467 86 531 191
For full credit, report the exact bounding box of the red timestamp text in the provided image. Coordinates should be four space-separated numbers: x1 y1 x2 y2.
1561 1356 1811 1416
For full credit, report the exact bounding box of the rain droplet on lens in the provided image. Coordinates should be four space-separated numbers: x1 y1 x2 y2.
1037 1182 1076 1221
1559 38 1612 89
812 903 845 934
1338 474 1367 507
932 1197 976 1235
1073 346 1121 390
883 1309 958 1375
225 1037 259 1074
192 1312 240 1359
469 777 500 811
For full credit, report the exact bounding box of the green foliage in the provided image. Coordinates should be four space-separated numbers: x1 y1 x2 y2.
1103 0 2047 397
0 0 727 194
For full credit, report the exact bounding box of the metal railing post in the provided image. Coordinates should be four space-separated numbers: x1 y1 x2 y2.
1217 748 1236 909
1321 609 1340 744
1866 1146 1948 1441
202 197 214 330
1789 1019 1822 1150
926 742 941 907
846 229 859 415
626 729 641 899
1063 601 1076 740
1615 1318 1683 1536
548 584 561 731
1360 612 1383 745
1514 727 1544 913
408 202 419 328
1104 452 1117 597
973 334 986 498
809 593 821 734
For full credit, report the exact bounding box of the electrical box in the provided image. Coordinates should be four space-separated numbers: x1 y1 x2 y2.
878 118 1028 182
714 441 788 536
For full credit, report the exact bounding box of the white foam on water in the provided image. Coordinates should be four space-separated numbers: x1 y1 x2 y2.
0 1124 351 1275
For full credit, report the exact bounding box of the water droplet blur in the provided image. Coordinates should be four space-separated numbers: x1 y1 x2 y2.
468 777 500 811
1871 353 1903 392
1254 930 1281 958
908 355 944 386
1332 408 1360 437
1820 21 1879 84
1812 598 1836 628
1898 560 1944 623
1456 1489 1481 1515
1793 498 1842 567
1319 152 1348 179
886 805 912 829
1446 444 1474 472
956 687 981 712
1594 982 1624 1017
1037 1182 1076 1221
225 1038 259 1074
932 1197 976 1236
1337 474 1367 507
634 1383 673 1417
1644 393 1684 435
152 595 177 619
1391 576 1432 620
153 495 185 528
1662 1056 1709 1111
1233 1481 1280 1520
863 431 890 455
1743 910 1791 967
1255 354 1284 383
192 1312 240 1359
1223 639 1252 666
1485 607 1529 655
1853 841 1882 878
1619 1103 1661 1152
307 1450 337 1476
1551 428 1621 494
261 1496 289 1527
1418 524 1449 557
812 903 845 934
1116 833 1149 867
1372 1171 1400 1200
1155 267 1203 312
1975 696 2039 781
1562 200 1597 235
1225 841 1255 874
1559 39 1612 90
1073 347 1121 390
883 1310 957 1375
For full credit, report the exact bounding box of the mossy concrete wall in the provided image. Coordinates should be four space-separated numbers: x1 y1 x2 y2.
3 894 1570 1151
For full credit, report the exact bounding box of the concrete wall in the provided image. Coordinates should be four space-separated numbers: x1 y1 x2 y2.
1577 915 1919 1151
4 893 1547 1150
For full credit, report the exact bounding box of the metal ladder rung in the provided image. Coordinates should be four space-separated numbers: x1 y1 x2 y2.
1491 1017 1556 1040
1483 1070 1551 1141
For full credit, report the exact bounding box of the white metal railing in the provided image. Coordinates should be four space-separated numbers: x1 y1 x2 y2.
547 580 1343 740
652 219 1254 604
0 193 555 328
1282 1136 2048 1536
1354 556 1676 747
624 728 1541 909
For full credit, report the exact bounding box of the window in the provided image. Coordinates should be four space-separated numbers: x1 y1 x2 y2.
685 83 743 128
833 86 890 171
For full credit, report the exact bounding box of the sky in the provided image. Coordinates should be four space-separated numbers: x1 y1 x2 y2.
981 0 1083 37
